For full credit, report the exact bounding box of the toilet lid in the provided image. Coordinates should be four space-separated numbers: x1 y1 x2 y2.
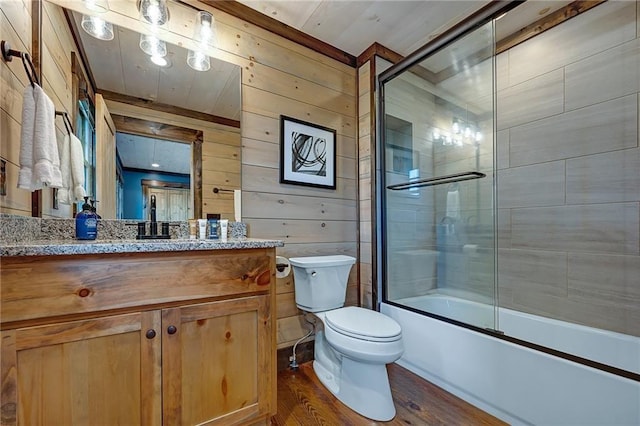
324 307 401 342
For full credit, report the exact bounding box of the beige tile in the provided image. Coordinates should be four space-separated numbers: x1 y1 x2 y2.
510 95 638 167
497 208 511 249
497 69 564 130
568 253 640 310
497 129 509 170
565 38 640 111
509 289 640 337
498 248 567 297
496 52 509 91
566 148 640 204
511 203 639 254
508 1 636 86
497 161 565 208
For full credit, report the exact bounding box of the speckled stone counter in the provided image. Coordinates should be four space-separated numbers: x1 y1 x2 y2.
1 238 284 257
1 214 278 256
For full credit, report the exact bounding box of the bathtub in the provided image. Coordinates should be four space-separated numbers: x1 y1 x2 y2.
381 295 640 425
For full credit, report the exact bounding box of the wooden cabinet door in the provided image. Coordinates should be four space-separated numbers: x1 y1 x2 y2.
162 295 274 425
0 311 162 426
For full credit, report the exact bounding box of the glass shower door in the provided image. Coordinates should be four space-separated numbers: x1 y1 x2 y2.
381 20 497 330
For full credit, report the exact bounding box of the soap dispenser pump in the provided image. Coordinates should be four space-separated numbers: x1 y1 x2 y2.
76 196 98 240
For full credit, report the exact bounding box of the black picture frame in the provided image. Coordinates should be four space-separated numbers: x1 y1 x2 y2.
280 115 336 189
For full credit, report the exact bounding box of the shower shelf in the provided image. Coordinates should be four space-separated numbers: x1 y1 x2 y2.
387 171 486 191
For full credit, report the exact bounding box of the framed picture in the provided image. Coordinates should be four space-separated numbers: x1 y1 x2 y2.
280 115 336 189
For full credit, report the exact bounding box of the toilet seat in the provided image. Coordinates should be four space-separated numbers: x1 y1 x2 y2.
324 306 402 342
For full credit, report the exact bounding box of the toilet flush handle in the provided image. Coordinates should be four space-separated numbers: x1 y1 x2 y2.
308 270 317 277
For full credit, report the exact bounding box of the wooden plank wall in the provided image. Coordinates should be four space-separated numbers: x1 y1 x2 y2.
6 0 359 349
357 61 373 309
1 0 34 216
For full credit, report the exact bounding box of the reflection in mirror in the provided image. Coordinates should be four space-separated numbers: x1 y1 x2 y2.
45 0 241 220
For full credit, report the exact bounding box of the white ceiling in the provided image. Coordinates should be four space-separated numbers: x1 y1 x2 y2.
235 1 573 58
116 133 191 175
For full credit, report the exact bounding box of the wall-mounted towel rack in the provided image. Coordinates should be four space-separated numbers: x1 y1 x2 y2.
387 171 486 191
55 111 74 134
1 40 39 87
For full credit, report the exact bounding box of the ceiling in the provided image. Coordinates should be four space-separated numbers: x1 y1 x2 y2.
234 1 572 58
116 133 191 175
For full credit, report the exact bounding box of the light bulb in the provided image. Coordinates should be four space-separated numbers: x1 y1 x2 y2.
433 129 440 140
452 119 460 134
195 11 215 45
464 126 472 138
81 15 114 41
475 131 483 143
138 0 169 26
150 55 168 67
140 34 166 57
187 50 210 71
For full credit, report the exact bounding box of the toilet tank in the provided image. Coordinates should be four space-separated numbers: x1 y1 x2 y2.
289 255 356 312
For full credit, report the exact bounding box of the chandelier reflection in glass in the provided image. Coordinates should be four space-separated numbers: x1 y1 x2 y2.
432 117 483 148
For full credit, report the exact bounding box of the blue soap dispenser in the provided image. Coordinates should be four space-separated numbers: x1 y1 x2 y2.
76 196 98 240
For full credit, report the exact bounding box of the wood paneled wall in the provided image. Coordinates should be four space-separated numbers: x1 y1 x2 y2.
1 0 34 216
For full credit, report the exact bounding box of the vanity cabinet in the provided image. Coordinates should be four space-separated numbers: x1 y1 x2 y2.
0 248 276 426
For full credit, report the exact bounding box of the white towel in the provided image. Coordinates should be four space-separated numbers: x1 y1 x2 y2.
17 84 62 191
17 85 36 189
58 132 86 204
446 189 460 220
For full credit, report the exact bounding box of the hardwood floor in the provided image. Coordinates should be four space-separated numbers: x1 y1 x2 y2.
272 361 507 425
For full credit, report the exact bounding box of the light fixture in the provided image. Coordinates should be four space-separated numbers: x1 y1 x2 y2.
81 15 114 40
194 11 215 45
187 49 210 71
83 0 109 13
150 55 170 67
432 118 483 148
151 163 160 168
140 34 166 57
138 0 169 27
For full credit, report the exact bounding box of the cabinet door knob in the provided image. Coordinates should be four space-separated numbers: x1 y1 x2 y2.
167 325 177 335
145 329 156 339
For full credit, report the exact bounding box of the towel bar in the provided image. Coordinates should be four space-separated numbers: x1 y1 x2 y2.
387 171 486 191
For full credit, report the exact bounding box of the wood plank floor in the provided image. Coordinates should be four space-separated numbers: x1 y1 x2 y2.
272 362 506 425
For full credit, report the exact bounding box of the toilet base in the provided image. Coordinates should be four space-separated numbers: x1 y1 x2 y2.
313 357 396 421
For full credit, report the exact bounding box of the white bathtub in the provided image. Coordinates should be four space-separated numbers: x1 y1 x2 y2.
382 295 640 425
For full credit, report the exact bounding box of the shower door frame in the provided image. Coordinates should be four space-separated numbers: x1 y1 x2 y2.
376 0 519 337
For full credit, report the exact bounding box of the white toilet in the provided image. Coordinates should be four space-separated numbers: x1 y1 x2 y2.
289 255 404 421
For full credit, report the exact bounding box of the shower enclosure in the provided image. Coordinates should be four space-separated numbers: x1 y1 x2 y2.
378 2 639 422
381 19 498 331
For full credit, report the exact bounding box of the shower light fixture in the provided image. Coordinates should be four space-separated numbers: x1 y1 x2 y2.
81 15 114 41
83 0 109 13
138 0 170 27
187 49 210 71
140 34 166 57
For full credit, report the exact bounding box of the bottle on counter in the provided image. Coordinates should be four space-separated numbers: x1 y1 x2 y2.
76 196 98 240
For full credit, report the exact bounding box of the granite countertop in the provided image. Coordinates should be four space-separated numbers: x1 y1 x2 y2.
1 238 284 257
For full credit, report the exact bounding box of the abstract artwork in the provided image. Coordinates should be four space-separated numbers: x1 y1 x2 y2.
280 115 336 189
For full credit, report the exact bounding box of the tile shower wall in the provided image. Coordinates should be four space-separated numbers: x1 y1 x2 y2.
496 1 640 337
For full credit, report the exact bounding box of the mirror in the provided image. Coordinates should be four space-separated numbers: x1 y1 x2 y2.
43 0 241 220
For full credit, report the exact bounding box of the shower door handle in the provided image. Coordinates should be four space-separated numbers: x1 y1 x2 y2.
387 171 486 191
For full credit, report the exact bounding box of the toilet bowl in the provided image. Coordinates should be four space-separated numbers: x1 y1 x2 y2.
289 256 404 421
